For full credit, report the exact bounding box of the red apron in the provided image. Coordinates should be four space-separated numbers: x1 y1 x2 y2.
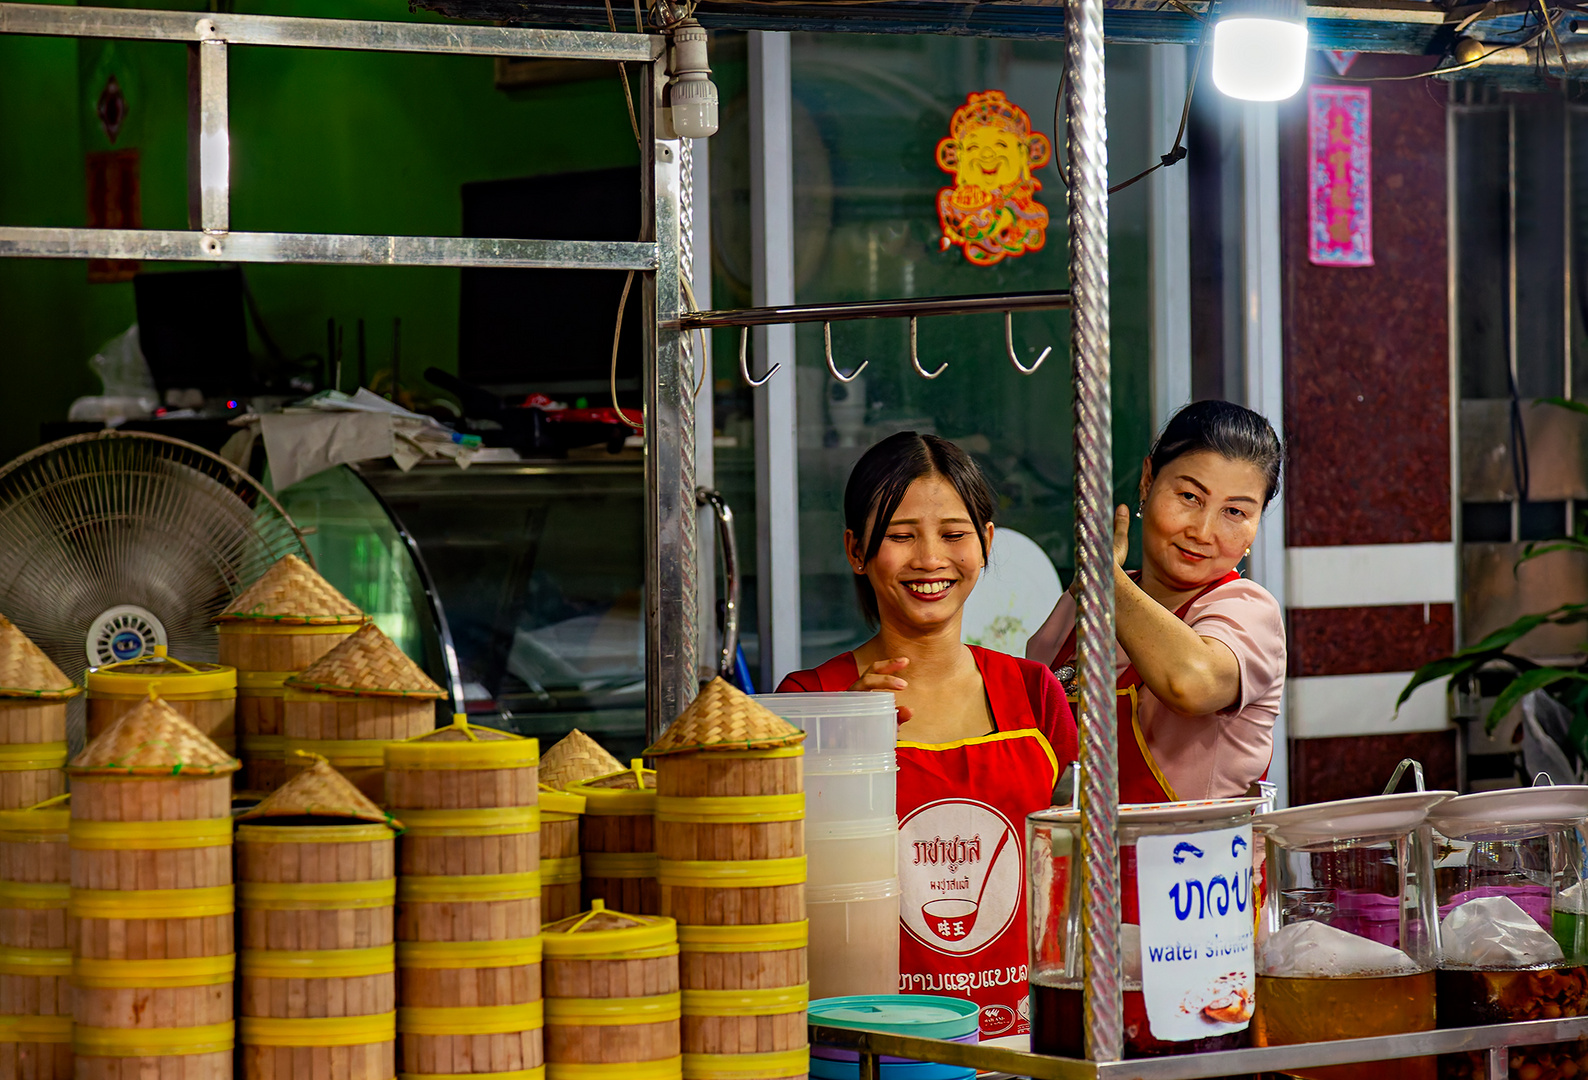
795 648 1060 1039
1049 570 1242 803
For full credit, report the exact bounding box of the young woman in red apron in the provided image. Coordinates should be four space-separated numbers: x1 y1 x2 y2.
778 432 1077 1039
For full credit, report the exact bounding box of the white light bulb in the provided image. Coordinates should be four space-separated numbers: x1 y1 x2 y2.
1211 5 1309 101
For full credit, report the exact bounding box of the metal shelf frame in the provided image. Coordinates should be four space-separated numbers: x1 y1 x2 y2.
0 2 699 740
812 1017 1588 1080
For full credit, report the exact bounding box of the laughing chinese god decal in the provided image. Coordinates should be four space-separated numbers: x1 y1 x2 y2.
935 90 1052 266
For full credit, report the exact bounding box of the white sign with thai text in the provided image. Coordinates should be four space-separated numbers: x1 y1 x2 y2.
1134 826 1256 1042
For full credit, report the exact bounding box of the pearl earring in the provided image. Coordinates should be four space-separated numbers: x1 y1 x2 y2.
1244 547 1251 557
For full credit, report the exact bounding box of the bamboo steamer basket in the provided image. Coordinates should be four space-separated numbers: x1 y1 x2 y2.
646 681 809 1075
570 762 659 916
541 731 623 792
283 623 446 804
648 682 806 929
216 553 369 795
540 786 586 925
543 899 680 1076
235 752 399 1080
0 615 79 814
0 797 72 1079
85 645 238 755
65 695 240 1080
387 717 544 1078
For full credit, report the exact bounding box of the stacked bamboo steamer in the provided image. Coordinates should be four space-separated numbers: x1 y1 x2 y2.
283 623 445 803
539 730 622 925
235 753 399 1080
543 900 681 1080
647 680 809 1080
0 797 71 1079
215 553 369 794
0 616 74 811
570 761 659 916
386 716 544 1080
539 786 586 925
66 695 239 1080
85 646 237 754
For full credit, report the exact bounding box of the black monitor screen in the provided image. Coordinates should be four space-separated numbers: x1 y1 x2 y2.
132 267 250 398
459 168 643 397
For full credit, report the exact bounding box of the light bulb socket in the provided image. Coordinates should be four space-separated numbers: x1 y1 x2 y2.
667 18 718 139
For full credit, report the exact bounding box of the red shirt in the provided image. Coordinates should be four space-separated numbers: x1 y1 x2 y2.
779 646 1078 1037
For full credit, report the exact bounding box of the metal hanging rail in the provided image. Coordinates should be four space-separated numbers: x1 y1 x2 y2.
0 2 700 740
668 289 1071 329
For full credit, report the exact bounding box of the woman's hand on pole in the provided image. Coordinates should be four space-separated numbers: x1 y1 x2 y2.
849 657 914 723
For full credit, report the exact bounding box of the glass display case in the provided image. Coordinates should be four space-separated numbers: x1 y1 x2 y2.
273 457 649 760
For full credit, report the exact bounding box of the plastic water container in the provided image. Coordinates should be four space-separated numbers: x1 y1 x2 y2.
754 691 897 753
809 819 899 886
808 767 898 823
759 692 901 998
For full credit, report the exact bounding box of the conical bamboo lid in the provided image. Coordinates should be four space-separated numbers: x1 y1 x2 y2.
285 624 445 699
540 729 623 788
215 554 366 626
69 693 239 777
0 613 78 700
644 677 804 756
236 753 391 824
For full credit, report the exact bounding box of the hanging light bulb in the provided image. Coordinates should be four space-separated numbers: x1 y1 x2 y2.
1211 0 1310 101
668 18 719 139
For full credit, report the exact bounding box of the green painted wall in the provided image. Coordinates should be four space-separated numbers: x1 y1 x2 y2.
0 0 638 463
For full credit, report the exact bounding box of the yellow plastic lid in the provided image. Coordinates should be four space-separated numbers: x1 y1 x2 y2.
568 759 656 815
385 715 539 770
85 645 236 696
542 899 677 958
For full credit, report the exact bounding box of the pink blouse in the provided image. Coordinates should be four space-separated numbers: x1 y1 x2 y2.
1025 577 1285 800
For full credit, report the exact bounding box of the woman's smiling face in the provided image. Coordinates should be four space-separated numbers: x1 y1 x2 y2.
1139 450 1266 592
848 474 993 634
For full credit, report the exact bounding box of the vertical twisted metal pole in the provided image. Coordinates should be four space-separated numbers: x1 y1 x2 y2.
1066 0 1121 1061
678 132 700 688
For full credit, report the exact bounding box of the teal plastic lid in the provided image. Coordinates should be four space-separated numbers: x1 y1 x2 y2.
809 995 980 1041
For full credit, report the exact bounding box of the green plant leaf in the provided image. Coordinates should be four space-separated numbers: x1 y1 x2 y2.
1540 396 1588 418
1519 539 1588 567
1487 668 1588 730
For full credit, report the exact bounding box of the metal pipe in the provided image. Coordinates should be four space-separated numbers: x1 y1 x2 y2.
0 227 659 269
671 289 1071 330
808 1013 1588 1080
696 488 739 681
1066 0 1120 1058
0 2 662 60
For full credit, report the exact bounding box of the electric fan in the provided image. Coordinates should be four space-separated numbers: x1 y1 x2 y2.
0 431 311 747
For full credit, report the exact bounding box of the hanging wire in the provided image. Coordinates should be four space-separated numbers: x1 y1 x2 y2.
1053 8 1208 196
610 271 645 430
605 0 642 147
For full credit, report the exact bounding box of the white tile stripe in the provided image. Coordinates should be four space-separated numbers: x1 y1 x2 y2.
1286 542 1458 610
1287 671 1450 739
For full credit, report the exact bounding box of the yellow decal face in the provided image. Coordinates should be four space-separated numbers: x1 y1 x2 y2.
935 90 1052 266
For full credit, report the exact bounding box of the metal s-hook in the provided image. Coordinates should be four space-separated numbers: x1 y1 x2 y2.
823 322 869 383
908 317 948 379
739 326 779 387
1004 311 1054 375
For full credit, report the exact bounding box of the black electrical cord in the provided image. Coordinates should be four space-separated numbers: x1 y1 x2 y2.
1051 9 1208 197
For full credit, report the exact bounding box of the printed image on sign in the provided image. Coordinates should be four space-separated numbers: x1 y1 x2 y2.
1134 826 1255 1042
899 798 1021 956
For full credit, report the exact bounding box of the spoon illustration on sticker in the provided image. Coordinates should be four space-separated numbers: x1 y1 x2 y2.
922 827 1012 943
